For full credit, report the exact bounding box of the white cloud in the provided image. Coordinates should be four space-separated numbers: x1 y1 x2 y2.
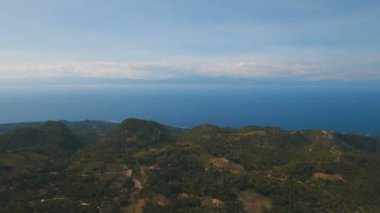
0 60 377 81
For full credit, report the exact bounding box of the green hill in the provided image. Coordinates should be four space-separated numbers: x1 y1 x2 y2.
0 120 119 138
0 121 84 175
0 118 380 212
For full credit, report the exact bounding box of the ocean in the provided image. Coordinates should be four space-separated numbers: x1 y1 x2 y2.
0 83 379 135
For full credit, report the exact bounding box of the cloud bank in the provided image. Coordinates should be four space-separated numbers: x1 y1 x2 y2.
0 61 377 81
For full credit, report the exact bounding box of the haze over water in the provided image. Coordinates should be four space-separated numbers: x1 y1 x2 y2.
1 83 379 135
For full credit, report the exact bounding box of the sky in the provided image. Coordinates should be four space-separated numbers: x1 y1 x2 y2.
1 0 380 81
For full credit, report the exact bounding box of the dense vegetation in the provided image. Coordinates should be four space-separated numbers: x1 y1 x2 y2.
0 118 379 212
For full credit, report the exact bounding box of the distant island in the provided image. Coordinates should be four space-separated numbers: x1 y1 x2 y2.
1 118 379 212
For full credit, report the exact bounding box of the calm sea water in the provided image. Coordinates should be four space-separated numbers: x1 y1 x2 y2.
0 84 379 135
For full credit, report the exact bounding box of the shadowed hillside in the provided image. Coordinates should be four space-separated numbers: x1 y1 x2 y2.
0 121 83 177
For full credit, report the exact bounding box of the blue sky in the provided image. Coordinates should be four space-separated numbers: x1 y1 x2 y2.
1 0 380 81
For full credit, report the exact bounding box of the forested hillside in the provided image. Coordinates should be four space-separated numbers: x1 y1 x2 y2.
1 118 379 212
